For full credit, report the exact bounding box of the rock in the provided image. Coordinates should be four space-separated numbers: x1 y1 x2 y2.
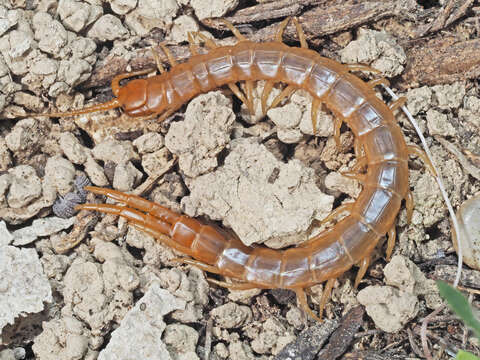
59 132 89 165
453 194 480 271
112 161 142 191
110 0 138 15
168 15 199 43
190 0 238 20
88 14 129 42
211 302 253 329
0 246 52 342
32 316 93 360
32 12 68 56
0 220 13 246
426 109 456 137
44 156 76 196
165 91 235 177
432 82 465 110
6 165 42 209
11 216 75 245
133 132 164 154
163 324 199 360
339 28 406 77
98 283 186 360
92 139 139 164
182 138 334 247
357 285 418 333
57 0 103 33
124 0 179 36
405 86 433 116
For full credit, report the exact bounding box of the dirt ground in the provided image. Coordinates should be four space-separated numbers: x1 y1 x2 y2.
1 0 480 359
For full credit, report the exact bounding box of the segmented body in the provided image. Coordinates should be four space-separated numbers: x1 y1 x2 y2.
68 19 418 319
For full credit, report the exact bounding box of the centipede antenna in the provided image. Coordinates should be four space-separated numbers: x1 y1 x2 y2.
275 17 291 42
220 19 247 41
21 98 121 119
382 84 463 288
292 17 308 49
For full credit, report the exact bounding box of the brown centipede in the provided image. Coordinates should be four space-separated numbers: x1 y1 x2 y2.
37 17 435 321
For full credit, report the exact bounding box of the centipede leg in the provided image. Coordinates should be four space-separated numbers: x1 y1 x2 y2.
295 288 322 322
368 78 390 88
270 85 296 109
385 226 396 260
208 278 263 290
311 97 321 133
245 80 255 114
220 19 247 41
405 190 414 224
292 17 308 49
352 156 368 172
196 32 218 49
159 43 178 66
407 145 437 176
314 203 353 229
228 83 250 112
340 171 366 183
346 64 380 74
275 17 291 42
158 108 176 122
172 257 224 274
187 32 199 55
111 68 154 96
354 257 370 288
151 48 165 73
389 96 407 112
261 80 276 115
131 223 194 256
333 116 343 149
318 278 335 317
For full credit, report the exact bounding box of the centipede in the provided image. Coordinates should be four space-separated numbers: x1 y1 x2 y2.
36 17 435 321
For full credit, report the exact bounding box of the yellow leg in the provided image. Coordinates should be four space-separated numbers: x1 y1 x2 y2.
245 80 255 114
261 80 276 115
318 278 335 317
340 171 366 183
389 96 407 112
292 17 308 49
295 287 322 322
270 85 296 109
151 49 165 73
220 19 247 41
352 156 368 172
346 64 380 74
208 278 263 290
196 32 218 49
317 203 353 228
187 32 199 55
354 256 370 288
385 226 396 260
405 190 414 224
172 257 224 274
158 108 176 122
368 77 390 88
311 97 321 134
333 116 343 149
159 43 177 66
228 83 250 112
407 145 437 176
275 17 291 42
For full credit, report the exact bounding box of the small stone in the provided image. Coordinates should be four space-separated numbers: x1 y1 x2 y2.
58 0 103 33
7 165 42 209
142 148 170 176
110 0 138 15
0 221 13 246
133 132 164 154
113 161 142 191
60 132 89 164
124 0 178 36
325 172 361 198
12 216 75 245
93 139 139 164
98 283 185 360
211 302 252 329
44 156 76 196
432 82 465 110
168 15 199 43
57 58 92 87
357 285 418 333
88 14 129 42
426 109 456 137
339 28 406 77
32 12 68 55
190 0 239 20
0 246 52 341
406 86 433 116
163 324 199 360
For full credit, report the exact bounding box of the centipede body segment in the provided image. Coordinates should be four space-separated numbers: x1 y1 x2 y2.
48 17 433 321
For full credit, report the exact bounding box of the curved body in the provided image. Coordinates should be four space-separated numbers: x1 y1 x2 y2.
80 41 410 291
